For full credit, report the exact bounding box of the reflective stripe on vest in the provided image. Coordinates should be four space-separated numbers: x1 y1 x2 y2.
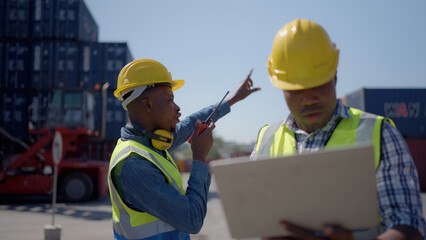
108 139 185 239
255 108 393 169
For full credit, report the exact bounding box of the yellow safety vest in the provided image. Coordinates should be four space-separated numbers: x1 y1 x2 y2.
255 108 396 238
255 108 394 170
108 139 185 239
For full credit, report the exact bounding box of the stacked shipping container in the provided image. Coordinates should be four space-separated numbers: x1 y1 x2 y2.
344 88 426 191
1 0 133 161
0 0 98 41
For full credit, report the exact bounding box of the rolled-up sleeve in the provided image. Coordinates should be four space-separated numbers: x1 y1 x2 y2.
170 102 231 152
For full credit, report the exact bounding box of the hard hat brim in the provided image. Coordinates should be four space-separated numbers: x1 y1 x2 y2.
269 70 335 91
171 80 185 91
114 79 185 98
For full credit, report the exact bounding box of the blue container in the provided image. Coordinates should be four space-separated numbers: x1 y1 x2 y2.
0 91 25 157
4 41 30 89
105 90 127 140
0 1 4 38
80 42 102 89
1 0 31 39
0 91 3 121
93 89 127 141
53 41 79 88
30 40 54 89
54 0 98 42
92 90 102 134
28 90 53 130
102 43 133 89
0 41 4 88
32 0 56 39
1 90 28 137
344 88 426 138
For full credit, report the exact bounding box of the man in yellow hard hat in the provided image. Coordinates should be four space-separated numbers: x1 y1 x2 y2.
253 19 425 240
108 58 260 240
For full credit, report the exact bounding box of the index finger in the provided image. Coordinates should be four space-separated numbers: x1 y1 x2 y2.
205 120 216 132
246 66 254 79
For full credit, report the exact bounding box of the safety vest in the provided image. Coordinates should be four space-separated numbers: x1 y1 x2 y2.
255 108 394 170
108 139 185 239
255 108 396 238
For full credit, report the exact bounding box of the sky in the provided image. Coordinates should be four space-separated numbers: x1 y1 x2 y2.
84 0 426 144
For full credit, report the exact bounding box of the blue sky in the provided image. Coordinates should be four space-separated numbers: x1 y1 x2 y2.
85 0 426 144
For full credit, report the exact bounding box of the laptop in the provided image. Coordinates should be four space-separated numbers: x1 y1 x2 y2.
209 145 378 239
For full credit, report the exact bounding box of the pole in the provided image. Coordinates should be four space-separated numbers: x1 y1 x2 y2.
52 165 58 226
45 131 62 240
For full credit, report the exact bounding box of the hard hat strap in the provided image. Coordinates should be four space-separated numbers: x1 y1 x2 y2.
121 85 148 110
121 83 173 110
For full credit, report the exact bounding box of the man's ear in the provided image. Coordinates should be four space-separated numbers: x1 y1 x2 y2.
127 96 151 113
140 97 152 113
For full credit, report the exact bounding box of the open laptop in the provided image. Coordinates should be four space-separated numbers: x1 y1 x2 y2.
209 145 378 239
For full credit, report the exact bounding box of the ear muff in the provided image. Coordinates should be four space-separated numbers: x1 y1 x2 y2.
151 129 173 150
125 127 173 151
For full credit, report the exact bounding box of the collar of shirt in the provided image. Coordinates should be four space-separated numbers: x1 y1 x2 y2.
121 122 167 157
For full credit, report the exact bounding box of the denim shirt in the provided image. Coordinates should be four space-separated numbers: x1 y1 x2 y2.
111 101 231 240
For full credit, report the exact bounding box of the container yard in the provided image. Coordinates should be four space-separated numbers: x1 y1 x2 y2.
1 1 426 240
0 0 132 202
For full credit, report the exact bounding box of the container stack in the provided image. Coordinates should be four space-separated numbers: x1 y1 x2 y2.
344 88 426 191
0 0 133 161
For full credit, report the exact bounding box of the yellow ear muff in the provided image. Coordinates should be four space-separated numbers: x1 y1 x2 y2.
151 129 173 150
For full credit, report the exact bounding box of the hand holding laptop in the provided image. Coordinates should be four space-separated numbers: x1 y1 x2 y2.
262 222 354 240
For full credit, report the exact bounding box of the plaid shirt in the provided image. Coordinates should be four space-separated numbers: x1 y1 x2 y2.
252 99 425 237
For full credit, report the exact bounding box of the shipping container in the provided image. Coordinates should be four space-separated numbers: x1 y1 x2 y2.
80 42 102 89
0 41 4 88
0 0 128 202
405 138 426 191
0 0 31 39
0 91 3 121
0 1 4 37
32 0 56 39
0 0 132 140
344 88 426 138
28 90 53 130
93 89 127 141
53 41 79 88
0 90 28 137
81 42 133 89
30 40 54 89
4 41 30 89
102 43 133 89
55 0 98 42
106 90 127 140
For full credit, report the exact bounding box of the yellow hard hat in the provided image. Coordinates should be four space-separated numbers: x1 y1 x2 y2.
114 59 185 100
267 19 339 90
